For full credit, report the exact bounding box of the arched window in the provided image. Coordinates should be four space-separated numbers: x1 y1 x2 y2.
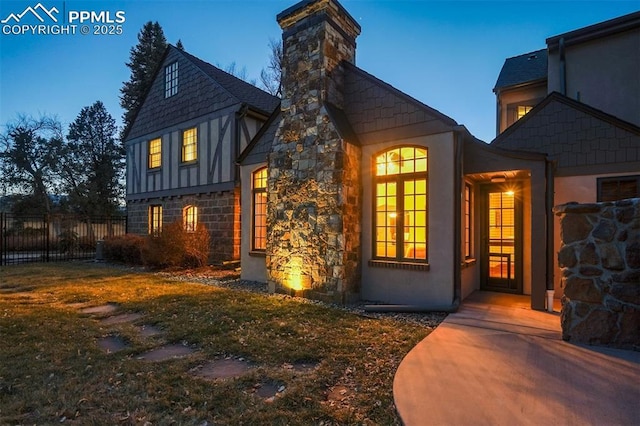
183 205 198 233
374 147 428 262
252 167 268 251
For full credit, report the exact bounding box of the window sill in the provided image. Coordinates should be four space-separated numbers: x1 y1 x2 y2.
148 167 161 173
180 160 197 167
249 251 266 258
368 260 430 271
461 258 476 269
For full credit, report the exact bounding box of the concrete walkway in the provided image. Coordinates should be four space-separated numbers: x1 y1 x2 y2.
393 292 640 426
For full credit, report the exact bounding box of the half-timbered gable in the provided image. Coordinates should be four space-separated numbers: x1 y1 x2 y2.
125 45 279 262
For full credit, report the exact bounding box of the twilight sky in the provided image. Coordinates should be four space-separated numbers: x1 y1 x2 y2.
1 0 638 144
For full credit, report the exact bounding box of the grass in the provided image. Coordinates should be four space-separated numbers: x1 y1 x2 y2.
0 262 439 425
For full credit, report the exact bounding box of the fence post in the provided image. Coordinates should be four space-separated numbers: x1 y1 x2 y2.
44 214 50 262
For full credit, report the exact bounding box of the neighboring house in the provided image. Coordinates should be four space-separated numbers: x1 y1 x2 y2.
492 11 640 301
124 45 279 262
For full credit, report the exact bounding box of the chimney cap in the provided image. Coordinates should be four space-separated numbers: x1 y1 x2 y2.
277 0 361 34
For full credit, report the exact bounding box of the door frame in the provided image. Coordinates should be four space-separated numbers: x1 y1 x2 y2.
480 182 523 294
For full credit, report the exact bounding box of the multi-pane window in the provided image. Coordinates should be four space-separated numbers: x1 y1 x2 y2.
148 138 161 169
516 105 532 120
182 127 197 162
464 183 472 259
374 147 428 262
597 175 640 202
252 167 268 251
165 62 178 98
183 205 198 233
149 205 163 236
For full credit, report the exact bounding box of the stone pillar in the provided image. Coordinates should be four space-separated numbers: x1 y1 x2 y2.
555 199 640 349
267 0 362 303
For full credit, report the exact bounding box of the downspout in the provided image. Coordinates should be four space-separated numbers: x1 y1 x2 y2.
545 158 556 312
559 37 566 96
452 129 463 309
234 103 249 183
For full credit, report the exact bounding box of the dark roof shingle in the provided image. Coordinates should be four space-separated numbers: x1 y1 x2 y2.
493 49 547 91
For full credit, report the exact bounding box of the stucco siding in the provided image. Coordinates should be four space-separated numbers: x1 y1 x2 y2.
240 163 268 283
361 132 456 307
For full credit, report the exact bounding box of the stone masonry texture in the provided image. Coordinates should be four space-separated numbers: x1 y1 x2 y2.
555 198 640 349
267 0 362 303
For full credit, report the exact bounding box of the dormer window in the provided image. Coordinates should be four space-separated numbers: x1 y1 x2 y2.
165 62 178 98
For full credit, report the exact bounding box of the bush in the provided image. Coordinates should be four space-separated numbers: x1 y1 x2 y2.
103 234 145 265
142 220 210 269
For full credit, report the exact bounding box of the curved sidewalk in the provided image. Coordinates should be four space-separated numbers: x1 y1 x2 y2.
394 292 640 425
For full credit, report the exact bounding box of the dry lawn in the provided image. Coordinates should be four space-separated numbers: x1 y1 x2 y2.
0 262 438 425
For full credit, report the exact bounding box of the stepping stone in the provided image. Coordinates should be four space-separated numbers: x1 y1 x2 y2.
327 384 352 402
283 361 319 373
136 324 162 338
101 313 143 325
254 382 283 399
138 344 194 362
192 359 252 380
81 303 119 315
97 336 129 353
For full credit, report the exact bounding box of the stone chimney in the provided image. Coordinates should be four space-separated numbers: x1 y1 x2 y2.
266 0 362 302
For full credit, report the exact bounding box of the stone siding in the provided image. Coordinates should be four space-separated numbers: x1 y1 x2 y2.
555 199 640 349
126 188 240 263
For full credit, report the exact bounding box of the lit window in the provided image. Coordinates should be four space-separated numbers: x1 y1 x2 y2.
148 138 161 169
149 205 162 236
182 127 197 162
598 175 640 202
516 105 532 120
464 183 472 259
165 62 178 98
252 167 268 251
183 205 198 233
374 147 428 262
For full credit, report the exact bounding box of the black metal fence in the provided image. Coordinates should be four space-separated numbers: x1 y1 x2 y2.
0 213 127 265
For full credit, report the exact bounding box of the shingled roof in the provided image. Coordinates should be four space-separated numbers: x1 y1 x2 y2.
493 48 548 92
179 49 279 116
125 45 279 141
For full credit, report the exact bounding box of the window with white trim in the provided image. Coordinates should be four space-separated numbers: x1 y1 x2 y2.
165 62 178 98
252 167 267 251
182 127 197 162
183 205 198 233
149 205 162 236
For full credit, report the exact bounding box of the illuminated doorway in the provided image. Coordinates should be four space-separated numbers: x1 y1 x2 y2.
481 184 522 293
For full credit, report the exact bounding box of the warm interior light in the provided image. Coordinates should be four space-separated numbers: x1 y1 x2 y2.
505 190 515 196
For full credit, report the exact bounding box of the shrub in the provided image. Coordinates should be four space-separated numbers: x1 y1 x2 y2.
103 234 145 265
142 220 210 269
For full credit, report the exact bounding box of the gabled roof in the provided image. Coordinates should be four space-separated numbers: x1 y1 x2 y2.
238 106 281 165
125 45 279 141
240 59 462 162
491 92 640 173
493 49 547 92
179 49 279 116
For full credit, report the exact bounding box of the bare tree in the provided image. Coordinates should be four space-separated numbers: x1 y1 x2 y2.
259 38 282 96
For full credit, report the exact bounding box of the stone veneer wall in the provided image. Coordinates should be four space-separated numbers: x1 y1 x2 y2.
555 199 639 349
267 0 362 303
126 188 240 263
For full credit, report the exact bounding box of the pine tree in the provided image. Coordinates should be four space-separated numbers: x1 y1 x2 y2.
176 39 184 50
63 101 123 216
120 21 167 140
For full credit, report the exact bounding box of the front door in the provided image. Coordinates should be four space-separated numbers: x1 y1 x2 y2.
481 184 522 293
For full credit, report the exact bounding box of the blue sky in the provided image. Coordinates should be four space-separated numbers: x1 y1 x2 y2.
1 0 638 143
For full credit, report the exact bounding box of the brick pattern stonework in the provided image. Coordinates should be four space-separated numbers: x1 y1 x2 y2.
555 199 640 349
126 188 240 263
266 0 362 302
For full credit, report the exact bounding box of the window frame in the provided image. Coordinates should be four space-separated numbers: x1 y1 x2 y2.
372 146 428 264
165 61 178 98
181 127 198 163
252 167 268 252
597 175 640 202
149 204 163 236
464 182 473 259
148 137 162 169
183 205 198 233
